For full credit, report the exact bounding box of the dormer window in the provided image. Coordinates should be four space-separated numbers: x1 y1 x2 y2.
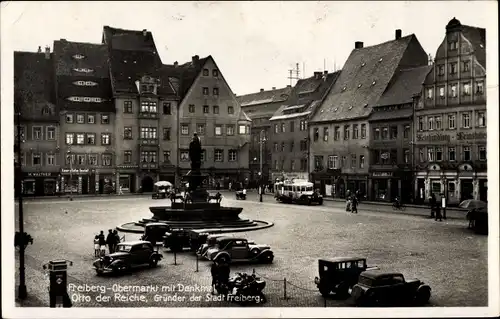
378 58 383 62
372 81 376 86
358 84 362 88
72 54 85 60
133 61 137 64
348 106 353 110
361 62 366 67
42 107 52 115
334 108 338 112
124 60 128 63
203 69 209 76
342 87 346 91
73 68 93 73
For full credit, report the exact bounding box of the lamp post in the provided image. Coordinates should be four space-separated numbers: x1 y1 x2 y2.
16 111 27 299
67 149 73 201
259 130 266 202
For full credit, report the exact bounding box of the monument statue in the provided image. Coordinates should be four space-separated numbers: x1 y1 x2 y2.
188 133 203 193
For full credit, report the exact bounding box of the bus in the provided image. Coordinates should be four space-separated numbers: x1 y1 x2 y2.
274 179 323 205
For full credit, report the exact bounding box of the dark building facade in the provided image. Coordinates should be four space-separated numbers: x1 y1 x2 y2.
14 47 60 196
368 65 432 202
310 30 429 199
414 18 487 205
237 87 292 184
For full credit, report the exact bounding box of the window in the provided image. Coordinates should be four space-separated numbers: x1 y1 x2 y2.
101 114 110 124
213 105 219 114
449 62 457 74
76 154 85 165
124 101 133 113
436 147 443 161
439 87 445 98
390 126 398 139
428 117 434 130
274 124 279 133
403 125 410 138
229 150 237 161
477 112 486 127
101 133 111 145
281 142 285 152
274 160 278 170
75 133 84 145
290 160 295 171
86 133 96 144
163 102 171 114
404 149 410 164
341 156 347 168
203 87 209 95
290 121 294 132
32 126 42 140
290 142 294 152
213 69 219 77
124 127 132 139
381 127 388 139
65 133 74 145
438 65 445 76
47 154 55 165
328 156 338 169
140 127 157 139
202 105 209 113
203 69 209 76
427 147 434 162
463 146 471 161
65 154 75 165
479 146 487 161
274 143 278 152
334 126 340 140
426 88 433 99
448 114 456 129
448 147 456 161
149 151 157 163
213 88 219 96
281 123 286 133
140 151 148 163
300 120 306 131
215 149 223 162
351 154 356 168
45 126 55 140
163 151 171 162
226 125 235 135
197 124 205 135
313 128 319 141
66 114 74 123
359 155 365 168
418 117 424 131
215 125 223 136
228 106 234 114
32 153 42 166
314 156 324 170
87 114 95 124
323 127 329 141
462 112 471 128
476 81 484 94
463 83 471 96
102 154 112 166
189 104 196 113
88 154 97 165
361 124 366 139
181 125 189 135
344 125 350 140
299 140 306 151
300 159 307 171
163 128 171 140
76 114 85 123
435 116 442 130
238 125 246 134
353 124 359 139
463 61 470 72
449 40 458 50
449 84 457 97
124 151 132 164
180 151 189 162
419 148 425 163
374 128 380 140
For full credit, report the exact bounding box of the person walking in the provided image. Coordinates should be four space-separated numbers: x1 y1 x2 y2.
345 190 352 212
113 229 121 251
98 230 106 256
118 185 123 195
351 194 359 214
435 202 443 221
93 235 100 257
218 262 231 296
210 261 219 295
106 229 116 254
429 193 436 219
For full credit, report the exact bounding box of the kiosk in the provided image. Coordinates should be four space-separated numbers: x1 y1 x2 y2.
42 260 73 307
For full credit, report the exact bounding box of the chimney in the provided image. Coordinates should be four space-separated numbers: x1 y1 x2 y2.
287 85 291 88
260 89 264 92
142 29 147 37
355 41 364 49
192 55 199 65
44 46 50 59
314 71 322 79
272 87 276 90
37 46 42 53
324 70 328 75
395 29 402 40
174 61 178 67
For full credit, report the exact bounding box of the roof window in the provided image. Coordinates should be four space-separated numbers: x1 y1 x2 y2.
133 61 137 64
123 60 127 63
378 58 383 62
364 103 369 108
372 81 376 86
348 106 353 110
361 62 366 67
72 54 85 60
334 108 338 112
479 44 484 48
128 76 131 79
342 86 346 91
358 84 362 88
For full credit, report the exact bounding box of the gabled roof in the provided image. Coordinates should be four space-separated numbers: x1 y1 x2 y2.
270 71 340 122
461 25 486 68
53 40 110 78
375 65 432 107
161 56 210 101
237 109 252 122
237 87 291 107
102 26 160 55
311 35 426 123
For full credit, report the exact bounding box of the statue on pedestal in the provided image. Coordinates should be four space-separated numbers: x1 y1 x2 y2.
187 133 206 200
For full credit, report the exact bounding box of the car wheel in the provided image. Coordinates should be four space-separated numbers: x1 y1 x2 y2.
251 248 260 256
416 286 431 305
149 258 158 268
216 255 229 264
262 254 273 263
95 269 104 276
319 286 330 297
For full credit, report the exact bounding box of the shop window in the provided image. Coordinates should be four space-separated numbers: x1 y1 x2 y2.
431 181 441 194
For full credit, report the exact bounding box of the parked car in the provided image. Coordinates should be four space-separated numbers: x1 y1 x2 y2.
93 241 162 275
203 237 273 264
314 257 378 298
140 222 171 246
196 235 256 257
351 270 431 306
163 228 192 252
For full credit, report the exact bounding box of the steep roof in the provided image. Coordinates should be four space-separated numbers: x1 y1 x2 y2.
270 71 339 122
161 56 209 101
462 25 486 68
237 87 291 107
53 40 109 77
14 51 56 119
102 26 160 55
311 35 425 123
375 65 432 107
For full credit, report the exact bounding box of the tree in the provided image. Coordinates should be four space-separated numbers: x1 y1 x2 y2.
15 232 33 250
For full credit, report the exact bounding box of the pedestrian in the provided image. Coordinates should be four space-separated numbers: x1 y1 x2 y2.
229 182 232 191
98 230 106 256
435 203 443 221
93 235 100 257
351 195 358 214
113 229 121 251
210 261 219 294
430 194 436 218
218 262 231 295
119 185 123 195
106 229 116 254
345 190 352 212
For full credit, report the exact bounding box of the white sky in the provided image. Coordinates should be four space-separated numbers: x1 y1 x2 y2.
0 1 497 95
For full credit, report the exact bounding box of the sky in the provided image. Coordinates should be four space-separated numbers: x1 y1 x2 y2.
0 1 497 95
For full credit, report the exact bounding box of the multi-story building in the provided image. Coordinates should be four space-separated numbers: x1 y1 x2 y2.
14 47 60 196
103 26 179 192
53 39 115 195
236 86 292 185
309 30 428 199
368 65 431 202
414 18 486 205
269 71 339 183
169 55 251 187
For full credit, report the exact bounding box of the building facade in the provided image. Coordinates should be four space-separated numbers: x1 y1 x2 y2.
414 18 487 205
14 47 60 196
309 30 428 199
237 86 291 185
269 71 339 183
368 65 432 203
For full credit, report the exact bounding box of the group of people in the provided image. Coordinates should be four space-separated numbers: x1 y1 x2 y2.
429 193 446 221
93 229 121 257
210 260 231 295
345 190 359 214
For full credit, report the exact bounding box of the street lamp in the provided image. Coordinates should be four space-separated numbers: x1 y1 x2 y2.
66 149 73 201
258 130 267 202
15 111 27 299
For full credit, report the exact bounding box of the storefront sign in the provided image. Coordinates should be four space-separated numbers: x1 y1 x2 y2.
372 172 393 177
24 172 58 178
456 132 487 140
61 168 90 175
416 133 451 142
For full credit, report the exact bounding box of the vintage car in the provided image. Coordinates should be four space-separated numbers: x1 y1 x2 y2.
196 235 256 257
140 222 171 246
314 257 378 297
275 179 323 205
351 270 431 306
93 241 162 275
467 207 488 235
163 228 192 252
203 237 273 264
152 181 173 199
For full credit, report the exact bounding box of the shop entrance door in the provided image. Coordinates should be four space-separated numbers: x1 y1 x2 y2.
460 179 474 202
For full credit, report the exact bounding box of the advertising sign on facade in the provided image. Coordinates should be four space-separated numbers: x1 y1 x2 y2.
60 168 90 175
